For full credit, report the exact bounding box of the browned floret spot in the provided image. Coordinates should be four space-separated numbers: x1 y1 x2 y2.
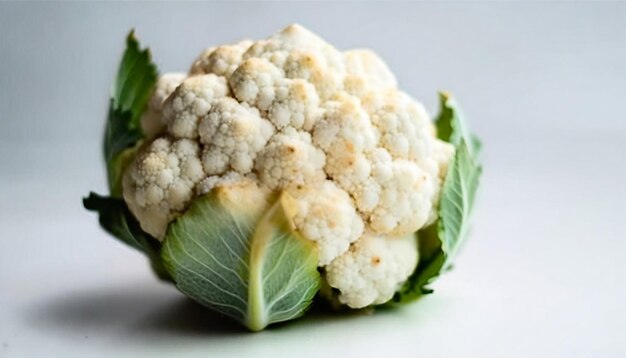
371 256 381 266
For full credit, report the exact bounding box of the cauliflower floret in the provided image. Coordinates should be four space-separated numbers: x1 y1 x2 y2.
313 94 378 191
362 90 433 161
255 128 326 190
140 73 186 139
283 50 344 99
344 49 397 87
229 58 285 112
162 74 229 138
244 24 344 70
368 158 435 234
230 58 322 130
123 137 205 238
267 79 321 131
313 93 378 152
425 139 455 225
198 97 274 175
325 233 418 308
189 40 253 78
347 148 390 213
244 24 346 99
322 152 437 237
288 181 364 266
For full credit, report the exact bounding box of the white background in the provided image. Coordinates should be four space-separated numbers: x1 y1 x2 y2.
1 2 625 357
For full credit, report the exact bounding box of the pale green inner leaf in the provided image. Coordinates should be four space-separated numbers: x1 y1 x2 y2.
162 192 320 331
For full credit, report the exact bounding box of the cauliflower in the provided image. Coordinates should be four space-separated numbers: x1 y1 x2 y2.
85 26 481 331
128 24 448 304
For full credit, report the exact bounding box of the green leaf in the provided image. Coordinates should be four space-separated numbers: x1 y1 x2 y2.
393 93 482 303
104 31 158 197
83 192 170 281
434 92 455 143
83 32 165 277
435 91 480 156
106 145 141 200
161 190 321 331
438 141 481 255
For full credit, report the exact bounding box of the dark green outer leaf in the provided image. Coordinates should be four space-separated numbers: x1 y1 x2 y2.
104 31 158 196
113 31 158 124
83 192 170 280
83 31 165 279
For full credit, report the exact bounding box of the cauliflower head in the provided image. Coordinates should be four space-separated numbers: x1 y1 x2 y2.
85 26 482 332
122 24 454 309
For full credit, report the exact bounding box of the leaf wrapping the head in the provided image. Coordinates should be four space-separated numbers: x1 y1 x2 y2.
162 190 321 331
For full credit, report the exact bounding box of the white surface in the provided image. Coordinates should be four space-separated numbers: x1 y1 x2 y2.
1 2 625 357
